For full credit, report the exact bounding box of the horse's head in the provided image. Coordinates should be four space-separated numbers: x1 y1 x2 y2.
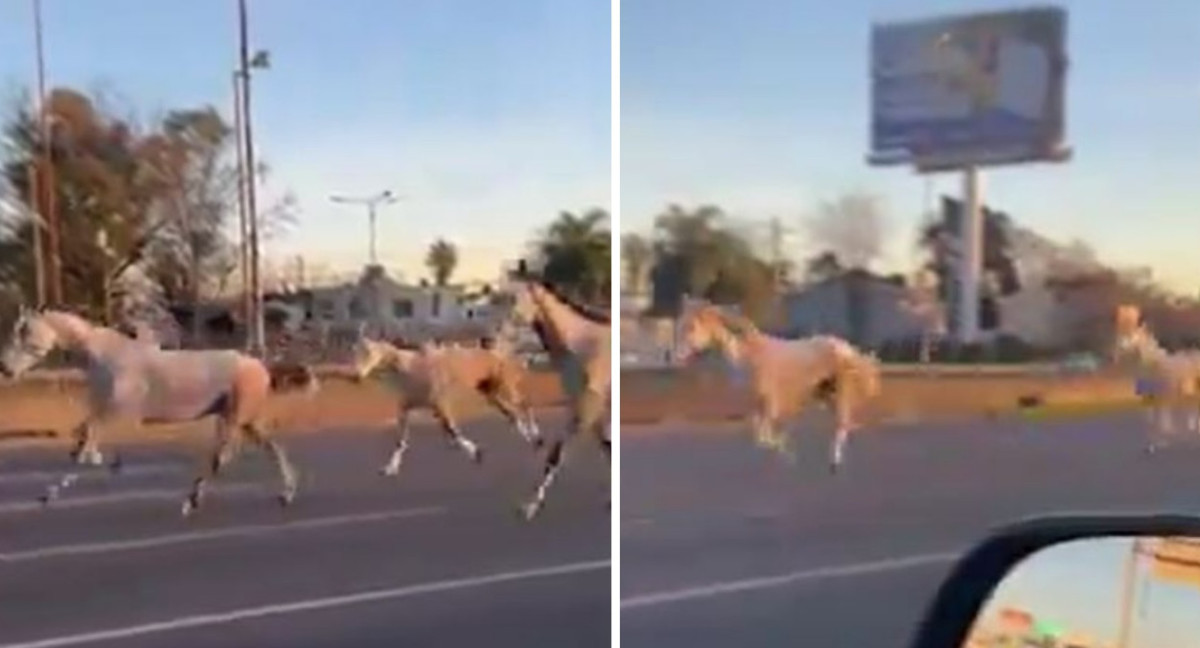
1112 324 1157 365
676 304 731 364
350 335 387 382
0 306 61 379
500 281 541 327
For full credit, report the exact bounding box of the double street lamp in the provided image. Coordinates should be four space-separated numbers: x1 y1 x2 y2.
329 190 401 266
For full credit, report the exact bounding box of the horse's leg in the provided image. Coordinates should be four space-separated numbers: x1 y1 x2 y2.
243 421 300 507
69 419 105 467
587 393 612 511
41 417 120 505
380 406 412 477
431 403 483 464
182 418 242 516
521 389 604 521
829 385 856 474
480 377 543 449
1148 401 1172 454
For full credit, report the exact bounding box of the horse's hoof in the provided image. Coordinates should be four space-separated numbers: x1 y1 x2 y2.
278 489 297 508
472 447 485 465
519 501 542 521
108 454 124 475
380 465 401 477
181 498 199 517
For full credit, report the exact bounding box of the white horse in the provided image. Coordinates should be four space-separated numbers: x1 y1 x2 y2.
0 307 315 515
503 275 610 520
350 335 543 476
1112 305 1200 452
676 297 881 472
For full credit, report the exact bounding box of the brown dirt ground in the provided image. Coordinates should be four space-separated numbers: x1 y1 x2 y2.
0 367 1135 446
618 368 1137 427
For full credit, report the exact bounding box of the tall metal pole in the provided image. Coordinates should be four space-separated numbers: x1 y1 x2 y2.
25 162 46 307
32 0 59 306
232 71 250 342
958 167 983 343
237 0 263 356
368 202 378 265
329 191 398 266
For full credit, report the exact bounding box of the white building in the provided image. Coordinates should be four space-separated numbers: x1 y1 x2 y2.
301 265 500 339
779 270 927 349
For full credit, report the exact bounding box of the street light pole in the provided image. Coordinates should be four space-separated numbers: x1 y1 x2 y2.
329 190 400 265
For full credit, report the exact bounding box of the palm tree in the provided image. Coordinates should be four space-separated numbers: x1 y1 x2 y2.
425 238 458 286
621 233 653 294
538 208 610 304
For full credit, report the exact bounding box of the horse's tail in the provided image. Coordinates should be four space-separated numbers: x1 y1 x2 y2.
834 344 882 402
268 362 320 396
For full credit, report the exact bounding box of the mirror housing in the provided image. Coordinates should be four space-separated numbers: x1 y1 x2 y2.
909 514 1200 648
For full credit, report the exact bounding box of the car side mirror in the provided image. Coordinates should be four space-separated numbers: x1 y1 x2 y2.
909 515 1200 648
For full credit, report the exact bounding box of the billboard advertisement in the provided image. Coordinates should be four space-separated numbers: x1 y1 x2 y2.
868 6 1069 170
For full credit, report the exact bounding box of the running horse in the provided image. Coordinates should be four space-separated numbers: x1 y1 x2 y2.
676 297 881 472
1111 304 1200 452
349 334 543 476
0 307 317 515
502 267 610 520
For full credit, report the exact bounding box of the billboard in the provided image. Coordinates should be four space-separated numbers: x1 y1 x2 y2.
867 6 1069 170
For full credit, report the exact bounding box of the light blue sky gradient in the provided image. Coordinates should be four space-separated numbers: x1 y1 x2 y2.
0 0 611 283
621 0 1200 292
984 537 1200 648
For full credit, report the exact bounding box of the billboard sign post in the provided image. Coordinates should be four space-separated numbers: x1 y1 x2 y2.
867 6 1070 343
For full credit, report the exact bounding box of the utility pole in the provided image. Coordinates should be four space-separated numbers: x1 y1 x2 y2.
232 70 250 341
236 0 269 356
32 0 60 306
330 190 400 265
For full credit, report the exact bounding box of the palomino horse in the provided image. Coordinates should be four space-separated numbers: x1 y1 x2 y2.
676 298 881 472
1112 304 1200 452
0 307 315 515
350 335 543 476
503 275 610 520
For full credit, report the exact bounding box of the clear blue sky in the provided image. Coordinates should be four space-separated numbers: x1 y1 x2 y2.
984 537 1200 648
622 0 1200 292
0 0 611 283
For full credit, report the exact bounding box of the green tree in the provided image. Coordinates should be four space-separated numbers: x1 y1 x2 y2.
647 204 775 320
621 232 652 293
537 208 611 304
0 86 295 321
425 238 459 286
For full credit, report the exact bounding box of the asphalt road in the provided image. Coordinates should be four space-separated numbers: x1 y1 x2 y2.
621 411 1200 648
0 413 610 648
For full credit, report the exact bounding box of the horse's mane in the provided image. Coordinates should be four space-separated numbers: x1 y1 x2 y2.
534 281 611 326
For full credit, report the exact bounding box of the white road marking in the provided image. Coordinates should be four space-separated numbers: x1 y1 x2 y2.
0 463 182 485
0 484 262 515
0 559 610 648
621 551 960 610
0 506 445 563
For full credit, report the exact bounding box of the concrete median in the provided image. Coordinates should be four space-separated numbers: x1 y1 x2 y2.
0 366 570 445
0 365 1141 443
620 366 1139 426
